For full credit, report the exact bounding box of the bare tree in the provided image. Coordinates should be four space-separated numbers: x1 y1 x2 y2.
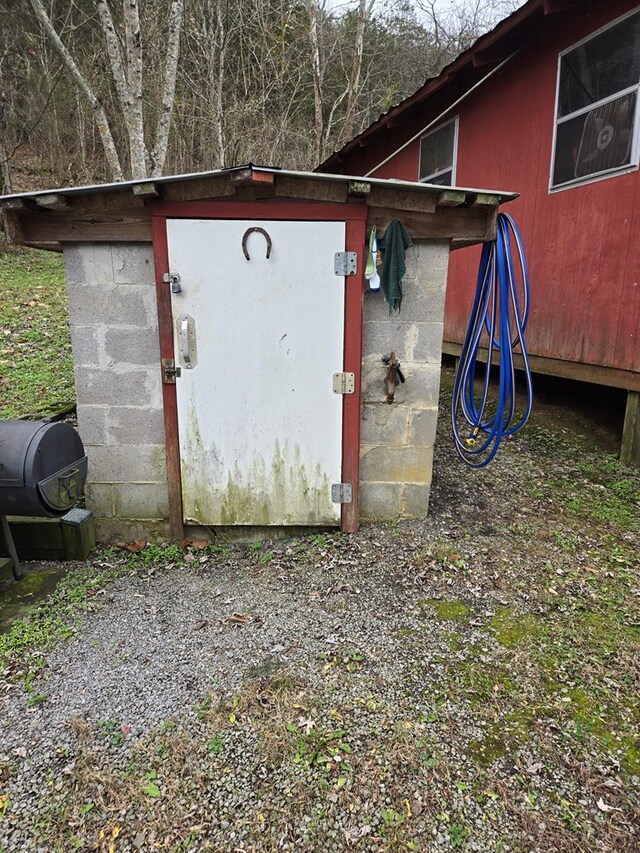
5 0 525 186
341 0 375 144
28 0 184 180
308 0 327 162
29 0 124 179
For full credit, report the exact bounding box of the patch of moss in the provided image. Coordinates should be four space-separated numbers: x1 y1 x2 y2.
421 599 472 622
467 708 535 768
489 607 543 648
446 630 463 652
449 655 518 705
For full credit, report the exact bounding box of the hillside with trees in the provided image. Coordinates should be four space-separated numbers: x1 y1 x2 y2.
0 0 520 193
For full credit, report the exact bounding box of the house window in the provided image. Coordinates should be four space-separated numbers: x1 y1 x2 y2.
551 8 640 190
419 118 458 185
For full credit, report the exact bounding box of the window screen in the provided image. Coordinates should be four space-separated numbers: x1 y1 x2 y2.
419 119 457 185
552 10 640 189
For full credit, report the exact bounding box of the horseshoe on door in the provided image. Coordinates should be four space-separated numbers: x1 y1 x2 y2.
242 226 272 261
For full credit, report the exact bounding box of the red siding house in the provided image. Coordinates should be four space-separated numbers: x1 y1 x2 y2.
319 0 640 464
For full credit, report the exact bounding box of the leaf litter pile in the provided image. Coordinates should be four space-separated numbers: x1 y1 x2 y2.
1 376 639 852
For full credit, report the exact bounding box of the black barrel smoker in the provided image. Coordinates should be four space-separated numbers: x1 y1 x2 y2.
0 420 88 579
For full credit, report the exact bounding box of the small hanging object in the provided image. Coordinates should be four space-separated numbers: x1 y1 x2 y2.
378 220 412 313
382 352 405 403
242 226 272 261
365 226 380 291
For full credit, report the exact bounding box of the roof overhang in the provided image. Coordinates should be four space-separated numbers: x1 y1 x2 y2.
0 164 517 252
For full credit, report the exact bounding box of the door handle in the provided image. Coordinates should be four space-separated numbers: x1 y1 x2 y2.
177 314 198 370
181 316 191 368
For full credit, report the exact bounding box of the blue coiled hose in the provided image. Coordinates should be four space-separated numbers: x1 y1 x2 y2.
451 212 532 468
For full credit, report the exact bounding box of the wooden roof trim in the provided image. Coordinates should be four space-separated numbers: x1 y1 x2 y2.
1 164 512 249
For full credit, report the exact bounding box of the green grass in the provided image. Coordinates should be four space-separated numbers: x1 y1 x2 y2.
0 248 74 418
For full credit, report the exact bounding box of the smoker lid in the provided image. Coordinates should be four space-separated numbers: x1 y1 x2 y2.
0 420 85 487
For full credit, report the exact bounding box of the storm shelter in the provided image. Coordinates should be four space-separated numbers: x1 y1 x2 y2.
0 166 514 541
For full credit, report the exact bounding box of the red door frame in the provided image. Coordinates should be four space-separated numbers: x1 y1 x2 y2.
150 200 367 538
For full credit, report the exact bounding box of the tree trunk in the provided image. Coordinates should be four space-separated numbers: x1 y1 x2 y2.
341 0 374 145
206 0 227 168
96 0 146 178
29 0 124 181
150 0 184 177
122 0 147 178
308 1 325 163
0 138 11 195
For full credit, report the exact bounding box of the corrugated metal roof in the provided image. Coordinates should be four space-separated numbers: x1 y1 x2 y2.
0 163 517 204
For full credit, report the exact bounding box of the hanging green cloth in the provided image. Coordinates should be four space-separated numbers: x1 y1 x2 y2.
378 220 413 313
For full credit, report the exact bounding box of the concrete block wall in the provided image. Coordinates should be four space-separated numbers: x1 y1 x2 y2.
63 243 170 541
359 240 450 520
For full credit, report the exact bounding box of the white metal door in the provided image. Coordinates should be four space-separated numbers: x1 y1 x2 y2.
166 218 346 526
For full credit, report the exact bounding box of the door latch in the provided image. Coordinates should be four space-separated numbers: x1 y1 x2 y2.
162 358 181 384
163 272 182 293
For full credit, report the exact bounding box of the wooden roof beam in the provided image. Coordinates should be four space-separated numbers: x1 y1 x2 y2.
0 197 37 211
229 167 276 188
368 204 495 242
35 193 68 211
437 190 466 208
275 174 348 204
16 210 152 244
132 181 160 198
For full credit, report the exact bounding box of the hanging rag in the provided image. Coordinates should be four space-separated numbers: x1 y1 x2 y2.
378 220 413 313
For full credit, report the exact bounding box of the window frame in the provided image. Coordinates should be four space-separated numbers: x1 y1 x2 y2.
418 116 459 186
549 5 640 193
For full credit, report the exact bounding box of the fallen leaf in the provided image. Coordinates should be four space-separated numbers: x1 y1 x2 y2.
329 582 356 594
115 540 147 553
298 716 315 735
597 797 622 813
228 613 253 624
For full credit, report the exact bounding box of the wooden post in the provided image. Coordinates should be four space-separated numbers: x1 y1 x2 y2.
0 515 23 581
620 390 640 468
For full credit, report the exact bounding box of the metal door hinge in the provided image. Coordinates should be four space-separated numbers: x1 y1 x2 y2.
162 358 181 384
163 272 182 293
331 483 352 504
333 372 355 394
334 252 357 276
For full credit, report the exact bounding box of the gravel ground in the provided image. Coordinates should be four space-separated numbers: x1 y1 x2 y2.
0 374 639 852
